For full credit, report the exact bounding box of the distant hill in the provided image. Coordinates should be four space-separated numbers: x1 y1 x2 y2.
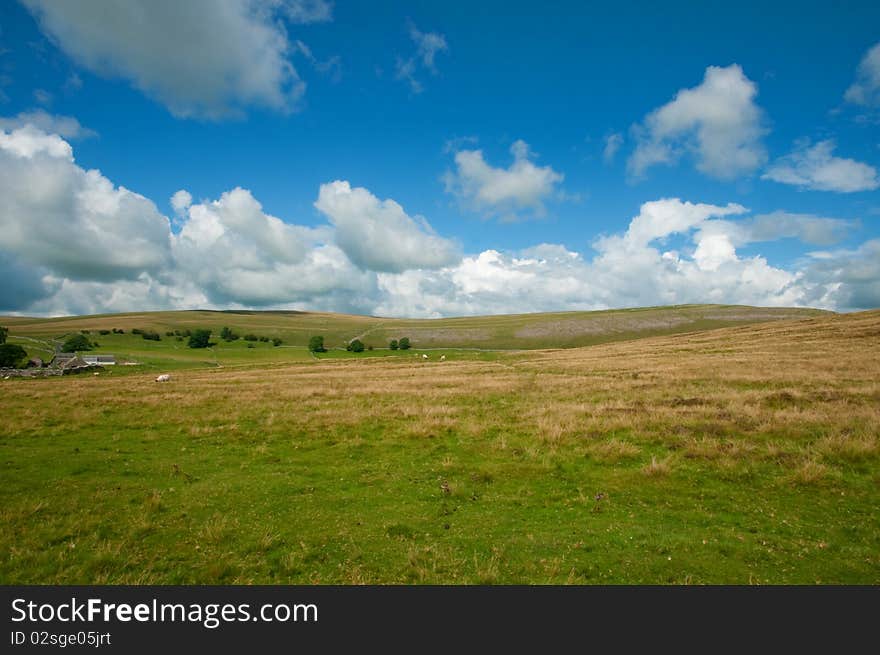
1 304 830 351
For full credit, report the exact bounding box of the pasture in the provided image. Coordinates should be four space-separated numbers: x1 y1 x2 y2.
0 307 878 583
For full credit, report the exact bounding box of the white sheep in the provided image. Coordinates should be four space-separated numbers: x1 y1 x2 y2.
155 374 171 382
440 355 446 361
422 354 428 360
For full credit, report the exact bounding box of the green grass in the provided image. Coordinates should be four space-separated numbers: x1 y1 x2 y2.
1 307 877 584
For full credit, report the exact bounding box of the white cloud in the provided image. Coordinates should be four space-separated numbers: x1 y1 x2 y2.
443 140 565 219
845 42 880 107
376 202 812 318
172 187 322 304
409 22 447 72
603 132 623 163
33 88 53 105
314 180 460 273
762 140 879 192
294 40 342 81
170 189 193 216
0 125 172 282
616 198 747 246
0 110 97 140
279 0 334 24
800 240 880 312
628 64 767 180
395 22 448 93
394 57 422 94
22 0 311 119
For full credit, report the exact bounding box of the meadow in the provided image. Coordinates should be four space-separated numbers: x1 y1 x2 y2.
0 306 877 584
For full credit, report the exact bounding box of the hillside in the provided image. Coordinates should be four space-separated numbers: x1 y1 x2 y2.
2 304 829 354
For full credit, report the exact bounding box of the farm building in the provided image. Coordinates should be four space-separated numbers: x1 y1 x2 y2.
82 355 116 366
50 353 88 370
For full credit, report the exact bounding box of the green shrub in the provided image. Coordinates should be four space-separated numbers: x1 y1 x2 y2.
308 336 326 353
188 329 212 349
141 331 161 341
398 337 411 350
62 334 93 352
389 339 398 350
0 344 27 367
272 338 283 347
243 334 259 342
220 327 239 341
99 329 111 335
349 339 365 353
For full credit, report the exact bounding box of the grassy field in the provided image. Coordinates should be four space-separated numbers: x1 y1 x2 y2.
1 308 878 583
3 303 826 356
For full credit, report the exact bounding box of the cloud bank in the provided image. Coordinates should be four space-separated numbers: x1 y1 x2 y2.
1 126 876 318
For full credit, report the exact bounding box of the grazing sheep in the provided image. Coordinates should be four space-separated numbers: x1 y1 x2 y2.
422 354 428 359
440 355 446 361
155 374 171 382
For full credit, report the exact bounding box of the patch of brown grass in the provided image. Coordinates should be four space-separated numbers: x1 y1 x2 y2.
586 438 641 463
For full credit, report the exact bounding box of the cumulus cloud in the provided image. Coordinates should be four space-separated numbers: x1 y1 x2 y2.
172 187 329 305
0 110 97 140
0 125 172 282
762 140 879 192
844 42 880 107
443 140 565 219
22 0 312 119
170 189 193 216
628 64 767 180
314 180 460 273
603 132 623 163
395 22 448 93
800 240 880 312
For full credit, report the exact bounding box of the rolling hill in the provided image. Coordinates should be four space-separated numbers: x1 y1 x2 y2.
2 304 829 355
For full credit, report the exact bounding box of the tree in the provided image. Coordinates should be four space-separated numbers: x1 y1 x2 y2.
0 326 7 344
398 337 411 350
272 338 283 347
0 344 27 367
389 339 398 350
62 334 93 352
308 335 326 353
188 329 212 349
349 339 365 353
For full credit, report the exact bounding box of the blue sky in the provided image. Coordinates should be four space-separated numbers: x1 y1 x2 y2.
0 0 878 316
